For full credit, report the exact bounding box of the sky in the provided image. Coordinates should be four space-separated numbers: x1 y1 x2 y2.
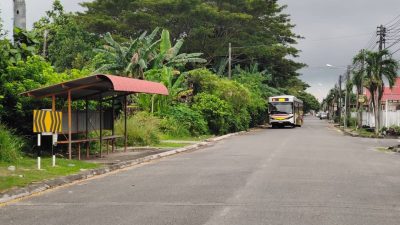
1 0 400 101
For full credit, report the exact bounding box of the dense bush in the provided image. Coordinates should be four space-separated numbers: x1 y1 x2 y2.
381 125 400 136
0 124 24 163
192 93 234 135
159 117 190 138
160 104 208 137
115 112 161 146
233 72 273 126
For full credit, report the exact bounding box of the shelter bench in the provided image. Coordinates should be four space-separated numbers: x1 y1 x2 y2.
57 135 123 160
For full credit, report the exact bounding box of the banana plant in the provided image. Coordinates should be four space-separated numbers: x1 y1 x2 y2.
151 29 206 70
95 28 161 78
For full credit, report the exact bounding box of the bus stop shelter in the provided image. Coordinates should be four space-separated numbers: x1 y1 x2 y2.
22 74 169 160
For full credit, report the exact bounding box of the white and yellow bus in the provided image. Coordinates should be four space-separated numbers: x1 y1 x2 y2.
268 95 304 128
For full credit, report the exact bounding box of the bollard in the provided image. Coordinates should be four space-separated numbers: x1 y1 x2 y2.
37 157 41 170
52 155 56 167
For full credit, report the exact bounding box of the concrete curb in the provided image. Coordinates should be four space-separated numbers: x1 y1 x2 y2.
0 131 246 204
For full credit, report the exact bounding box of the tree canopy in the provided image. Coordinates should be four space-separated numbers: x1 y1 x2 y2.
77 0 305 88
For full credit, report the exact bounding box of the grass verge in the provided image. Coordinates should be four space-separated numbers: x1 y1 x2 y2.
0 157 100 193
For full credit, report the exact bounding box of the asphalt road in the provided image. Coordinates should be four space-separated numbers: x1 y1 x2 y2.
2 117 400 225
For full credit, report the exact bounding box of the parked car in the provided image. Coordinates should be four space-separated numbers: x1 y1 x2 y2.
319 112 328 120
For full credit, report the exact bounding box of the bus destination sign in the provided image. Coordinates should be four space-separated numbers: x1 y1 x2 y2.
272 98 289 102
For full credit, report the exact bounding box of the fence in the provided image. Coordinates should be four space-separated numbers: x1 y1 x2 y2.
351 111 400 127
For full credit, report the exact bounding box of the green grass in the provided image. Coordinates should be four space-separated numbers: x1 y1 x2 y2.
350 128 378 138
0 157 100 193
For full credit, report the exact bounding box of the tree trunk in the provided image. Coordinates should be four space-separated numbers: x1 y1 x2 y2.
374 93 380 135
356 87 363 130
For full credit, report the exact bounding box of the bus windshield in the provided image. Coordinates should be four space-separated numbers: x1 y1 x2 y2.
269 102 293 114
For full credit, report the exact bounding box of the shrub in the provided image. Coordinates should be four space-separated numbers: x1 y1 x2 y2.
115 112 160 146
228 107 250 132
159 117 190 138
161 104 208 137
0 124 24 162
188 69 255 132
192 93 234 135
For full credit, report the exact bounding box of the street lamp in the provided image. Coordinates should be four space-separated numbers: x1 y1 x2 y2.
326 64 346 69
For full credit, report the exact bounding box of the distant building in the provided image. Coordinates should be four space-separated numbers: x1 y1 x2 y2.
13 0 26 30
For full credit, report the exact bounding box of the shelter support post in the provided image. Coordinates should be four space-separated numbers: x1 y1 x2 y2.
99 96 103 158
85 99 89 159
68 91 72 160
112 99 115 152
52 95 55 111
124 95 128 152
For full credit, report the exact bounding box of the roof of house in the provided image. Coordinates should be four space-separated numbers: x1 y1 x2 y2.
381 78 400 101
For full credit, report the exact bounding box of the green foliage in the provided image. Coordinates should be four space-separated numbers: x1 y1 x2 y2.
192 93 234 135
161 104 208 137
33 0 98 71
188 69 250 109
233 71 277 126
188 68 282 133
139 67 188 113
78 0 305 88
115 112 161 146
0 55 89 134
357 49 398 133
159 117 190 138
95 28 205 78
381 125 400 136
0 124 24 163
295 91 320 113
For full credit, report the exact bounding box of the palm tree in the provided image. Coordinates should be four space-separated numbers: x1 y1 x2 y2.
352 50 366 130
363 49 399 134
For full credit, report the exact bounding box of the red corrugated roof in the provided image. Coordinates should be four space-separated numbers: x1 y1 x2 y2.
365 77 400 101
103 75 168 95
22 74 169 99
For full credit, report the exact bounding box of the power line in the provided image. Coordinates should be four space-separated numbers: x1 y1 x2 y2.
385 38 400 49
385 13 400 26
391 47 400 55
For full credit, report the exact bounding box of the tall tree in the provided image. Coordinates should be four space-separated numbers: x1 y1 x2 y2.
33 0 98 71
363 49 398 134
77 0 305 88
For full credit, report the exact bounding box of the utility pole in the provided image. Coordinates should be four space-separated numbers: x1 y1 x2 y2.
376 25 386 131
357 49 365 130
228 42 232 79
338 75 342 125
42 30 49 58
344 66 351 129
377 25 386 51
